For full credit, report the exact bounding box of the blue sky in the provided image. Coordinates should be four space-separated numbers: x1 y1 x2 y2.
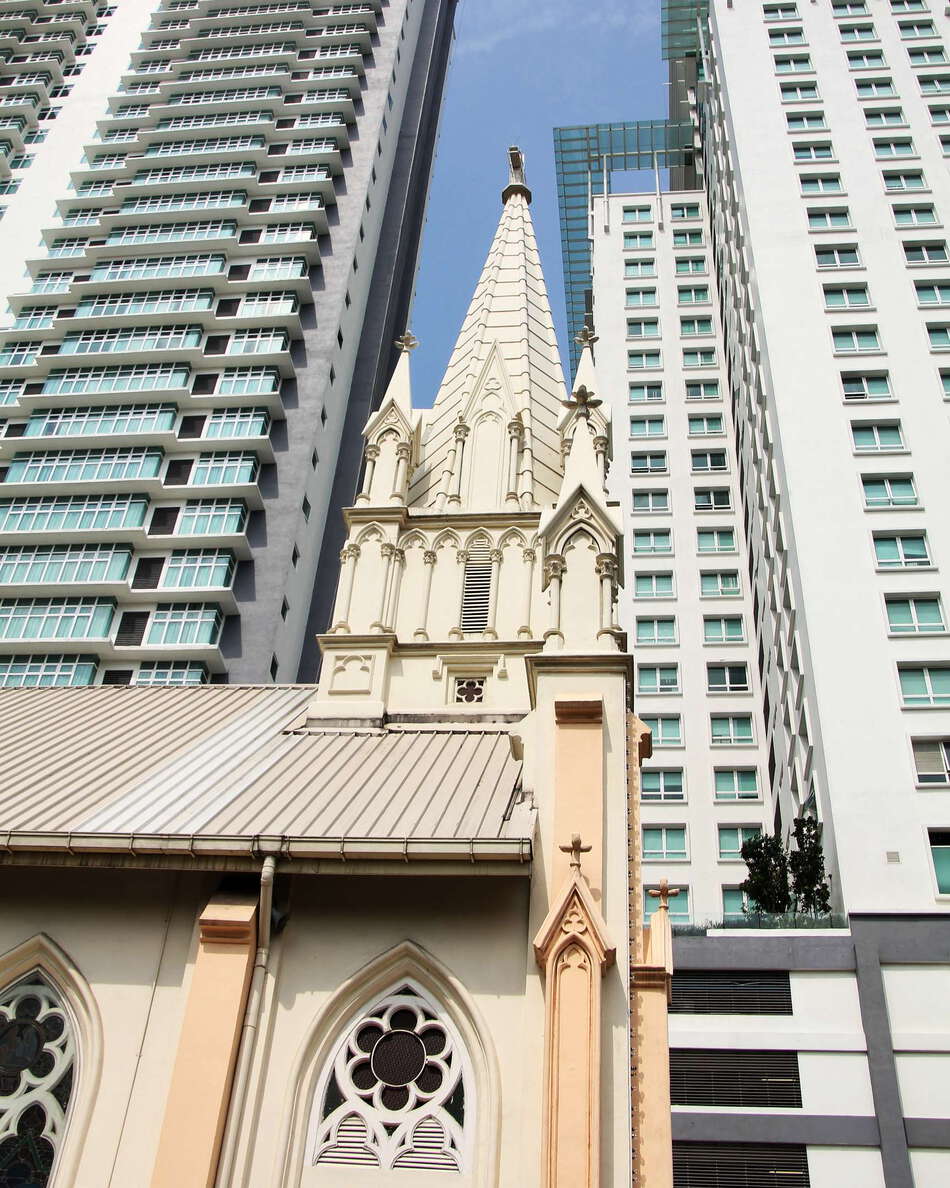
408 0 667 405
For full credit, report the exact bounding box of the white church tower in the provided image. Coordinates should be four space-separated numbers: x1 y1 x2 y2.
311 148 625 723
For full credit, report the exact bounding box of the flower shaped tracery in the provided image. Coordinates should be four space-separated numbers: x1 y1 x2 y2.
313 984 468 1172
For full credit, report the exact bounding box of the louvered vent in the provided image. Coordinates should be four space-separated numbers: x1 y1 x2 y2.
670 1048 801 1108
673 1142 810 1187
460 542 492 632
670 971 793 1015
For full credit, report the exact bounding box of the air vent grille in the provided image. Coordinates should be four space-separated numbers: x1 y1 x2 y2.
670 1048 801 1108
673 1142 810 1187
460 542 491 633
670 971 793 1015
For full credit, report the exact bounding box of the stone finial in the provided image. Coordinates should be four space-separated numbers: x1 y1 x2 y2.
559 832 593 873
562 384 603 421
647 878 681 910
575 324 599 349
502 145 533 205
394 331 419 354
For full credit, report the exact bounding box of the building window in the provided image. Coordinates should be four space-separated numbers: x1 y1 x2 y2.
633 530 672 554
781 81 819 101
628 350 662 370
623 205 652 222
673 229 704 248
686 380 720 400
895 204 937 226
698 528 737 553
848 50 887 69
915 280 950 304
627 319 660 339
630 416 665 437
862 474 917 507
638 664 680 694
774 54 813 73
691 451 727 473
146 604 221 646
629 382 663 402
632 490 670 513
912 738 950 784
886 596 944 633
683 348 716 368
643 826 687 861
701 571 741 597
824 284 870 308
900 666 950 706
711 715 754 745
793 141 834 161
928 324 950 348
641 770 685 802
718 826 762 860
641 715 682 746
851 422 903 451
874 533 930 567
694 488 732 511
0 654 97 687
0 598 113 641
454 677 485 704
0 971 76 1182
708 664 750 693
909 46 948 66
816 244 860 268
631 451 667 474
842 371 891 400
636 617 677 646
787 111 826 131
136 661 207 685
715 769 760 801
865 107 906 127
626 287 657 307
678 285 710 304
625 258 656 277
856 77 895 97
624 231 654 250
688 415 724 436
904 240 948 263
311 984 470 1172
833 326 881 352
929 830 950 892
635 572 674 598
670 202 701 219
801 174 843 194
681 316 714 336
884 170 926 191
808 206 851 229
722 887 751 920
839 22 876 41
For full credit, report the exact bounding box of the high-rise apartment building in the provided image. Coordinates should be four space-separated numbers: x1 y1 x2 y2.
557 1 950 1184
0 0 457 687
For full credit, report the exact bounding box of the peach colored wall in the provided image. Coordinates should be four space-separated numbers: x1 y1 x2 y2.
151 894 257 1188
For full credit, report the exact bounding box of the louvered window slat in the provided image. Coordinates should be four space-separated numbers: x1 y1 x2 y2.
670 971 793 1015
670 1049 802 1108
673 1142 810 1187
460 543 491 632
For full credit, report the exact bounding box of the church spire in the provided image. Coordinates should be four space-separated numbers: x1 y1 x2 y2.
407 148 568 510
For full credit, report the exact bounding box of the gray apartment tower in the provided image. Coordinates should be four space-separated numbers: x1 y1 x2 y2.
0 0 457 686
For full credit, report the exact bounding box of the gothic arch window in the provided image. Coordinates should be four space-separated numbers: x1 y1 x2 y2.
310 982 470 1175
460 539 491 633
0 971 75 1186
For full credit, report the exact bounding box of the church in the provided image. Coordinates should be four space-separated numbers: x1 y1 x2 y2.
0 151 672 1187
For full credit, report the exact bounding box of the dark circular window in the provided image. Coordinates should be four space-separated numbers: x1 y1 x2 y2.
370 1029 427 1087
0 1020 43 1076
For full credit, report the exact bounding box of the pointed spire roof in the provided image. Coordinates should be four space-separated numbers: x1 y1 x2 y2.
362 332 417 441
409 148 568 507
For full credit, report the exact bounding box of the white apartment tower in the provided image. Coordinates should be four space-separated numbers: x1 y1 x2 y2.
556 0 950 1183
0 0 458 686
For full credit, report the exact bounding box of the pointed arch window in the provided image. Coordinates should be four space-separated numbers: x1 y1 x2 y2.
459 541 491 633
311 982 470 1174
0 972 75 1186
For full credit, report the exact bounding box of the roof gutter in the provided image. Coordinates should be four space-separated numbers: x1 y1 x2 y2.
0 831 533 865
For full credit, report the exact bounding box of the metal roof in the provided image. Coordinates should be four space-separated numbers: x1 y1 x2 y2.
0 686 528 862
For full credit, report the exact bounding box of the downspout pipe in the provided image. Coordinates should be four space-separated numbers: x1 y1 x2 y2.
215 856 276 1187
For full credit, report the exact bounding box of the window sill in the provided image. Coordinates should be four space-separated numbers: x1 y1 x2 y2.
905 259 950 268
787 126 829 135
897 222 944 233
817 263 867 273
710 742 758 749
864 503 924 512
868 121 911 132
793 156 839 167
826 303 876 313
699 593 743 600
809 225 857 235
853 448 910 457
843 396 896 405
631 507 672 515
707 689 753 697
636 691 682 698
833 349 887 358
888 187 932 198
915 781 950 790
715 796 763 805
901 703 950 710
703 638 748 647
875 565 936 574
888 630 949 639
694 506 735 515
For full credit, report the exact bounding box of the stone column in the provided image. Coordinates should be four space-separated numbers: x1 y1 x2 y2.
448 549 467 639
595 553 618 640
391 441 411 504
435 432 460 511
414 549 437 640
383 547 405 631
448 422 469 507
150 894 257 1188
542 554 566 647
518 546 536 639
594 435 608 485
371 543 395 633
505 420 522 507
356 443 379 505
483 548 503 639
331 543 360 632
519 420 536 507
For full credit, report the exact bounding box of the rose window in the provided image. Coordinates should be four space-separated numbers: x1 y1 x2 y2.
0 973 75 1188
312 984 468 1172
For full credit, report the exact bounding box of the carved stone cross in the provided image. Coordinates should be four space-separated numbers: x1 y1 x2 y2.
647 878 680 910
559 832 593 872
394 332 419 353
575 324 599 349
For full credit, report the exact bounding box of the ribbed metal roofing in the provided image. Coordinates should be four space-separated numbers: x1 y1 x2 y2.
0 686 525 848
